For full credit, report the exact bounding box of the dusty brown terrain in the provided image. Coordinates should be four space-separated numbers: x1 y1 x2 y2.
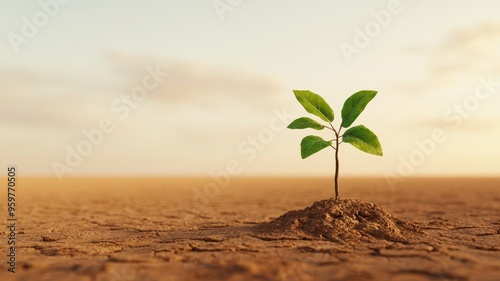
1 177 499 281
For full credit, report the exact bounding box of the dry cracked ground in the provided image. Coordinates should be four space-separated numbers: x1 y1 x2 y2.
0 177 499 281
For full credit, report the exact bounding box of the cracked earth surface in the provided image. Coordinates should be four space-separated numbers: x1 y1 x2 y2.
1 177 499 281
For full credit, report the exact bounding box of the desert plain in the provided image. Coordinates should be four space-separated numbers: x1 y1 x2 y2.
0 177 499 281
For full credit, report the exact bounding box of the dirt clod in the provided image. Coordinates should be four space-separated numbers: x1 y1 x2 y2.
259 199 422 243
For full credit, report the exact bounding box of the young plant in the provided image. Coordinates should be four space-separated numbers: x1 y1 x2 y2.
288 90 383 200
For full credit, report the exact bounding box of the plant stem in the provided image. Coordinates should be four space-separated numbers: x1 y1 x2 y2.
334 126 342 200
328 122 341 200
334 133 340 200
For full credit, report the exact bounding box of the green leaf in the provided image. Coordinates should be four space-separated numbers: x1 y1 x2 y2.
341 90 377 128
293 90 334 122
300 135 332 159
287 117 324 130
342 125 383 156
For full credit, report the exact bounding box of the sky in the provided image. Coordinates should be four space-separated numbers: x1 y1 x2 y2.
1 0 500 179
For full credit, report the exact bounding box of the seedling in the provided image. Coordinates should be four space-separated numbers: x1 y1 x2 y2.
288 90 383 200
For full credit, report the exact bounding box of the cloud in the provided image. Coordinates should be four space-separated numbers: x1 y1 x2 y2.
394 23 500 95
1 52 284 132
104 52 284 110
416 117 497 133
432 23 500 76
0 69 108 131
0 53 288 173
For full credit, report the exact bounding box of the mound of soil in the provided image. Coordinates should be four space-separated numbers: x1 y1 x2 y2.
259 199 422 243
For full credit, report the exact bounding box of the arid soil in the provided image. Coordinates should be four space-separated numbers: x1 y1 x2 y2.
260 199 422 243
0 177 499 281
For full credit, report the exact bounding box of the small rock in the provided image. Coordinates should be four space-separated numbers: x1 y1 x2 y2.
41 236 59 242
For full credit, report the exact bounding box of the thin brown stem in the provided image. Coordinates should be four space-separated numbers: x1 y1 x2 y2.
331 123 341 200
334 134 340 200
329 123 338 135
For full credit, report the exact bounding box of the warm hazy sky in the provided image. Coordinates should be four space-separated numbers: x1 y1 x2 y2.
1 1 500 179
